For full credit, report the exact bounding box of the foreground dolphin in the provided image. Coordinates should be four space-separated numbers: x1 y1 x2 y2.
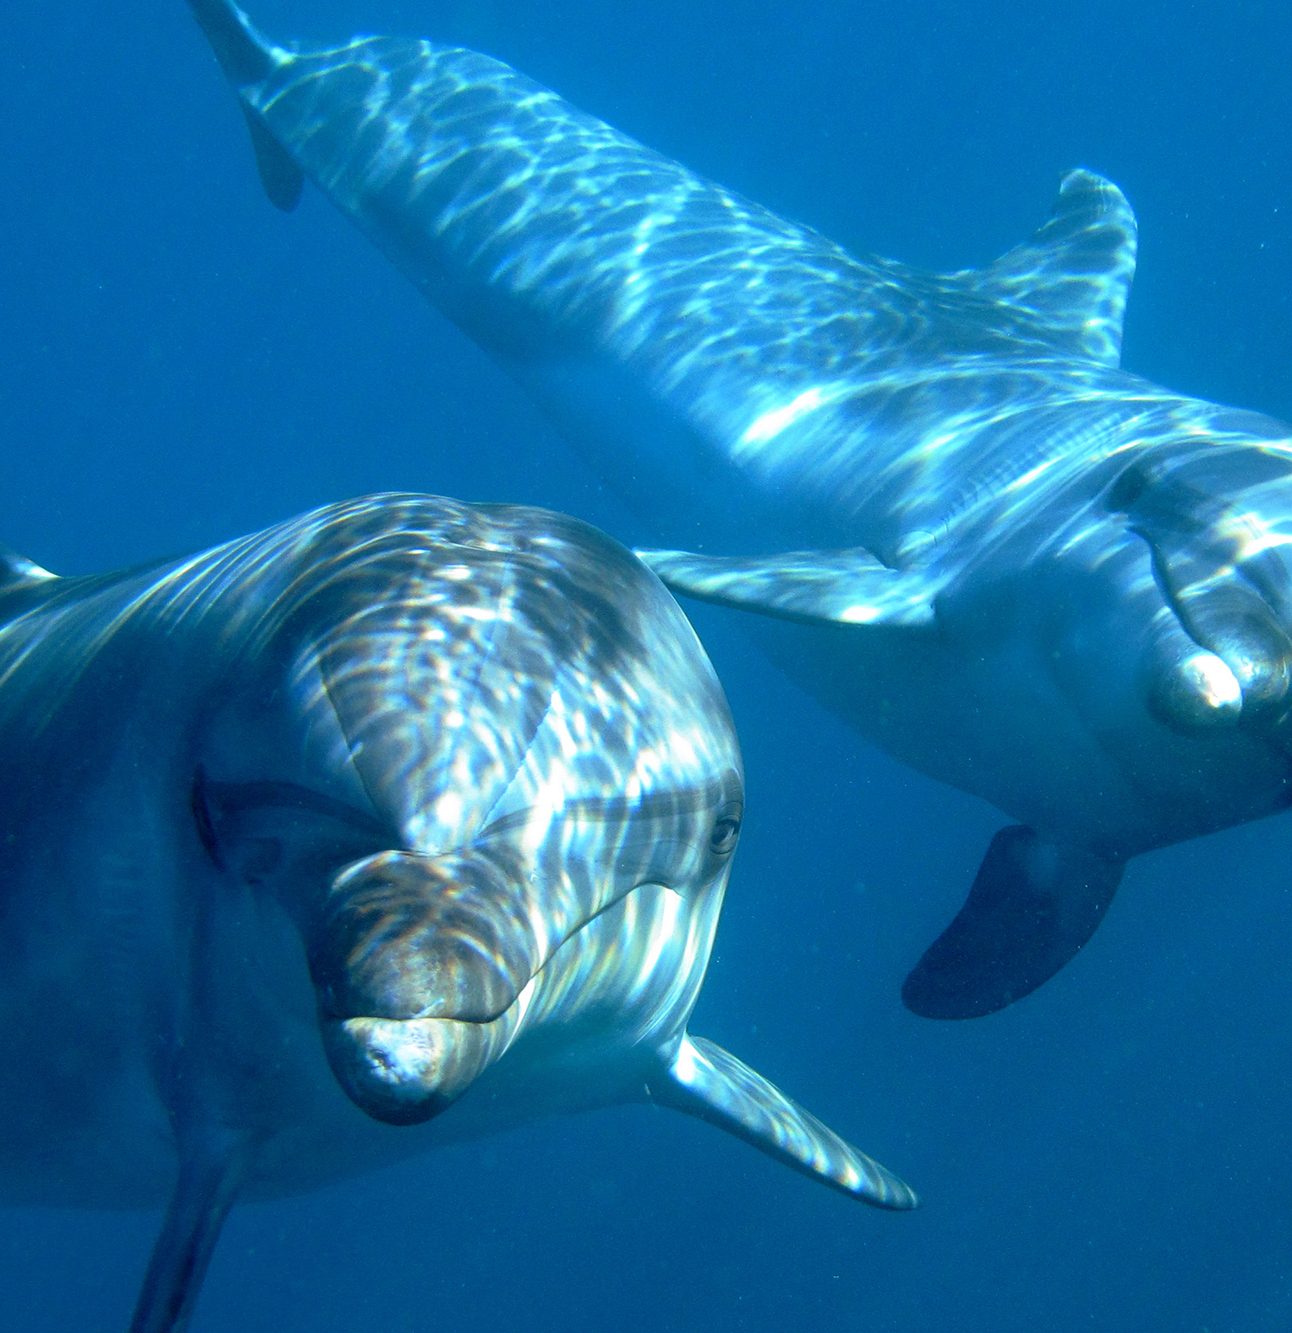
187 2 1292 1018
0 493 913 1331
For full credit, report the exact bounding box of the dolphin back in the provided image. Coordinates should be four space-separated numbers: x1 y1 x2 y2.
187 0 1146 572
196 5 1138 377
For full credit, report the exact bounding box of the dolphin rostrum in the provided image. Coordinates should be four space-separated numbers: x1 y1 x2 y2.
187 1 1292 1019
0 493 914 1331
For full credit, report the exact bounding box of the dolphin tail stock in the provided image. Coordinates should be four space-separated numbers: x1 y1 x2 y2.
185 0 304 211
902 825 1125 1020
186 0 280 86
129 1133 251 1333
649 1034 917 1210
635 545 937 629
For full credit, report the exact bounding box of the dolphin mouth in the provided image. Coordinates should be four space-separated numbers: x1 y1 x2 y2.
316 853 663 1125
323 1008 526 1126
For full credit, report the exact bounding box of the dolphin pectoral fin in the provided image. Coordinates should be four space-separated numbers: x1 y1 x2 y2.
902 825 1123 1020
129 1137 248 1333
636 547 936 628
649 1034 917 1210
242 106 304 211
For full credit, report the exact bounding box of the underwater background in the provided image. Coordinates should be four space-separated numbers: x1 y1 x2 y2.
2 1 1291 1328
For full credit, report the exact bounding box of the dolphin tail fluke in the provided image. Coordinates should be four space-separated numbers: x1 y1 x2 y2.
186 0 304 211
903 824 1124 1020
636 546 936 628
186 0 280 86
650 1034 917 1210
129 1137 248 1333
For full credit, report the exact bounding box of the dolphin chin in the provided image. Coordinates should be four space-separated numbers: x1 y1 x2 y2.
324 1012 518 1125
320 877 680 1123
317 872 633 1126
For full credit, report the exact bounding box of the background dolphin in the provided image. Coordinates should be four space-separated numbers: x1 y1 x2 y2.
0 492 912 1331
187 0 1292 1019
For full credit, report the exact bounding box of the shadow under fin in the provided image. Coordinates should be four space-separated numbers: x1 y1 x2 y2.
903 824 1123 1019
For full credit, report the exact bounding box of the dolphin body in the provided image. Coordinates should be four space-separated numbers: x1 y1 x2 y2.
187 2 1292 1018
0 493 914 1331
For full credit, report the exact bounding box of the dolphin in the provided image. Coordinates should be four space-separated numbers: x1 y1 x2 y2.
0 492 914 1331
185 2 1292 1018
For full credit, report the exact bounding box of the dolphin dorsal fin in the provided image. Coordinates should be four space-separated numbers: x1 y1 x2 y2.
956 169 1138 366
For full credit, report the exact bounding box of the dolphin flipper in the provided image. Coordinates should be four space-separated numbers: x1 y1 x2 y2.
637 547 937 628
903 825 1124 1020
130 1139 248 1333
651 1034 917 1210
241 106 304 211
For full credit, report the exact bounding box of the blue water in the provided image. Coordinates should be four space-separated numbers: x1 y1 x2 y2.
2 1 1291 1328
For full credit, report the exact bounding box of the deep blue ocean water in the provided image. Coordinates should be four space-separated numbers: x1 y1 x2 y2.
2 2 1291 1328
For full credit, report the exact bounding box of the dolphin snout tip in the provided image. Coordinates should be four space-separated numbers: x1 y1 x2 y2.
1146 647 1243 731
323 1014 500 1125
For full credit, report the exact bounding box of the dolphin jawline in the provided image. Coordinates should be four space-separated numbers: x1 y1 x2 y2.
321 880 686 1124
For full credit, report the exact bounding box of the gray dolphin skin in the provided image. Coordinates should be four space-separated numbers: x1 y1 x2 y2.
0 493 914 1331
186 2 1292 1018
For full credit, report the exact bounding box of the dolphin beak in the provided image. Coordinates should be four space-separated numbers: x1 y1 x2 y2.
322 1009 522 1125
308 848 569 1124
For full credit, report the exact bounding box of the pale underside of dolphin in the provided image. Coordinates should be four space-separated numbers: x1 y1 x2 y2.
186 1 1292 1019
0 493 913 1332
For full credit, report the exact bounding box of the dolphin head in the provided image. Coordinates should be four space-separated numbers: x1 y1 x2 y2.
195 495 742 1124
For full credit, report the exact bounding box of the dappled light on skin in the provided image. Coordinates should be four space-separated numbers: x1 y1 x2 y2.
183 0 1292 1026
0 481 914 1327
0 487 751 1130
194 1 1292 768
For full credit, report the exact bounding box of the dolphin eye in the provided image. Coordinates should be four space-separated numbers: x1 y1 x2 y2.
708 813 741 856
